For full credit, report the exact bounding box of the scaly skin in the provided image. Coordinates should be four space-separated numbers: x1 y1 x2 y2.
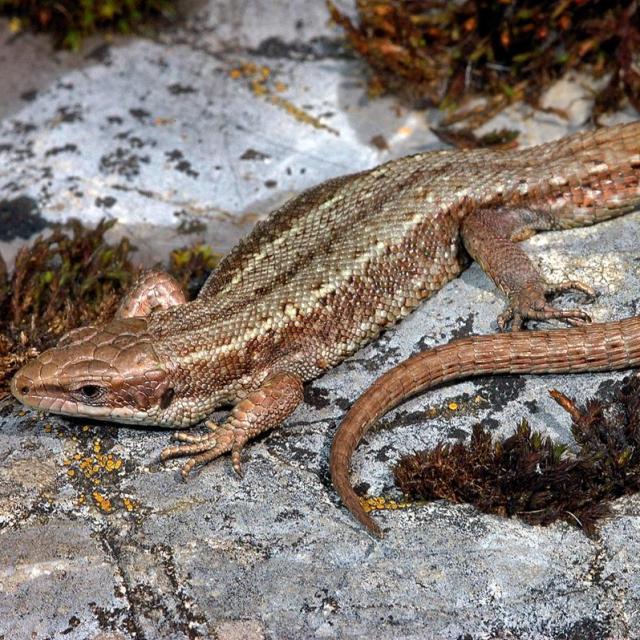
10 122 640 527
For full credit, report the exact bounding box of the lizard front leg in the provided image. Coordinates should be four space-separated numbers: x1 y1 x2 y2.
160 371 304 477
461 207 595 330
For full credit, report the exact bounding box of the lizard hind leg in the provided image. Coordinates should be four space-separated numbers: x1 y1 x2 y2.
461 207 596 331
160 371 304 478
115 270 187 319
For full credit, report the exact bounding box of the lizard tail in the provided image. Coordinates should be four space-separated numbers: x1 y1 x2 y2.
330 316 640 538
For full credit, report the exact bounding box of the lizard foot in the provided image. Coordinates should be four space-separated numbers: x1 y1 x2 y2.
497 280 595 331
160 372 304 479
160 422 248 478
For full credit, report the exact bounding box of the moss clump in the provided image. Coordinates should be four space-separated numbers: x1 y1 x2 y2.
0 0 175 49
329 0 640 127
168 244 220 300
0 219 221 398
394 377 640 535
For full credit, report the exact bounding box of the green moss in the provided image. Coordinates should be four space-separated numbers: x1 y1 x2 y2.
0 0 175 49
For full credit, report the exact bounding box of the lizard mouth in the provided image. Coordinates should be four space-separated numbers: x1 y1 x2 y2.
12 367 121 420
10 372 102 416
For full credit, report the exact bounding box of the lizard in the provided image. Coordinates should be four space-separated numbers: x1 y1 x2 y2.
9 121 640 526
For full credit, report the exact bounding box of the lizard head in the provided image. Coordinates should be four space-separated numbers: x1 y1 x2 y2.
11 317 177 425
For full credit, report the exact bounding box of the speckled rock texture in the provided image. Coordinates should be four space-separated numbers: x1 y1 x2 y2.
1 1 639 638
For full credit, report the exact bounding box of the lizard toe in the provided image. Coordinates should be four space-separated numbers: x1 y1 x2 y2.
231 434 251 478
205 419 220 432
181 444 238 478
161 423 239 475
524 304 592 325
499 280 594 330
171 431 214 444
546 279 596 298
160 436 218 461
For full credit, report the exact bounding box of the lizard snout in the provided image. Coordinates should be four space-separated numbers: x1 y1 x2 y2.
10 360 41 407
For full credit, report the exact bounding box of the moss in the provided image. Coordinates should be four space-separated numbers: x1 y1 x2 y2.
168 243 220 300
329 0 640 130
0 0 175 49
394 377 640 535
0 219 221 398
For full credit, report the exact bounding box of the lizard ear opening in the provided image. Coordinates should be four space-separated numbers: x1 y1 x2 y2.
159 387 175 410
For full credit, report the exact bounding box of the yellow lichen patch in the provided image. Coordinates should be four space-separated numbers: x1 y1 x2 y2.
8 17 21 33
228 60 338 135
77 452 123 478
268 95 339 135
123 497 137 512
250 78 268 97
92 491 112 513
448 402 458 411
359 496 412 513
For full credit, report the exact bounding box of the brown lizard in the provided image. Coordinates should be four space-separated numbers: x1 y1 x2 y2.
10 121 640 527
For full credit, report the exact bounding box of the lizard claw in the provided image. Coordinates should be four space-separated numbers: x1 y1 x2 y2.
498 279 594 331
159 372 303 478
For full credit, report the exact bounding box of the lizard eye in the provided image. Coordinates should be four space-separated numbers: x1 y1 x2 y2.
73 384 106 402
81 385 103 398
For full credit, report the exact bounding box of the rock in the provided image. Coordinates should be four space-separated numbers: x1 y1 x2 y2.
1 1 639 638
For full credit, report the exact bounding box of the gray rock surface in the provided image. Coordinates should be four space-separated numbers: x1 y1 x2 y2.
1 2 639 638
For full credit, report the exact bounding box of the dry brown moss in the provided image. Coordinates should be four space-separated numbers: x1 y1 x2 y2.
329 0 640 129
394 376 640 535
